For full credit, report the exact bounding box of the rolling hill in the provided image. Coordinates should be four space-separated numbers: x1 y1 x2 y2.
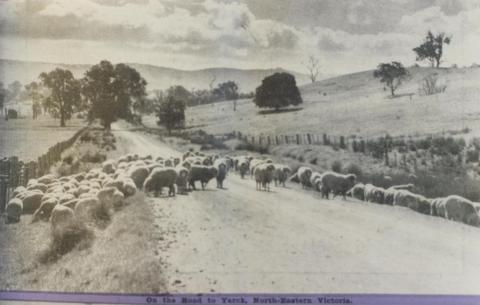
162 66 480 139
0 59 314 93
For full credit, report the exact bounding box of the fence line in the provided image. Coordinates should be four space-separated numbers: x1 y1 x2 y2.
0 127 88 212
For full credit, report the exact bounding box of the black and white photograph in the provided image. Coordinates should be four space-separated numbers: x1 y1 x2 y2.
0 0 480 303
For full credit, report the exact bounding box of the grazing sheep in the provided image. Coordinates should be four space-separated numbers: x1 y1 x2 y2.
365 186 385 204
383 187 399 205
102 160 116 174
254 163 275 191
442 195 480 226
62 198 78 209
13 186 27 198
273 164 292 187
97 187 124 210
320 172 356 200
347 183 365 201
32 197 58 223
6 198 23 223
37 174 56 185
122 178 137 197
27 183 48 193
297 167 313 189
175 166 190 194
310 172 323 189
127 166 150 189
393 190 430 214
22 190 44 214
143 168 177 196
188 165 218 190
50 205 75 229
164 159 173 167
239 158 249 179
249 159 265 178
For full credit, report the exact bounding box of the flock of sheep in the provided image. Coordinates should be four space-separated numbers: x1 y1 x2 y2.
4 149 480 231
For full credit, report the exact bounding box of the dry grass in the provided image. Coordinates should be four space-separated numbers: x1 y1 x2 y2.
0 192 166 293
0 115 85 160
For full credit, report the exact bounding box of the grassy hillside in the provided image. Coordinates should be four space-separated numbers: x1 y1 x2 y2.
182 66 480 139
0 59 311 93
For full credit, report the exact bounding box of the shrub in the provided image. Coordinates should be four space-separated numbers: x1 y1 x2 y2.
331 160 343 173
344 163 362 177
419 73 447 96
467 149 480 163
7 109 18 119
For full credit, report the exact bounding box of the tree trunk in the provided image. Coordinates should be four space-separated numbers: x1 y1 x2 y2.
60 109 66 127
390 85 395 97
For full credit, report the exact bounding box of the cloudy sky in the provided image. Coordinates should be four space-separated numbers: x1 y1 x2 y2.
1 0 480 75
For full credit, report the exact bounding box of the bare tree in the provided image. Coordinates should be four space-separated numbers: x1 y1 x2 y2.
304 55 321 83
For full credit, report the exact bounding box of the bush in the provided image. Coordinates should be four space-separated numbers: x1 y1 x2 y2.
419 73 447 96
253 72 302 110
7 109 18 119
331 160 343 173
344 163 362 177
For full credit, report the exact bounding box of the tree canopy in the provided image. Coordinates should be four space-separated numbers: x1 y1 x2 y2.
413 31 451 68
39 68 81 127
373 62 409 97
253 72 302 110
156 95 185 135
82 60 147 129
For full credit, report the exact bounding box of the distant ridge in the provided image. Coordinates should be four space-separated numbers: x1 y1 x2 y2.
0 59 321 93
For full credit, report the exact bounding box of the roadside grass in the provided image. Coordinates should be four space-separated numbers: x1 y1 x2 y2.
0 192 166 293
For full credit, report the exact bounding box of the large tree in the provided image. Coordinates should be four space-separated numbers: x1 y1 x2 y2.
213 81 239 110
373 62 409 97
413 31 451 68
253 73 302 111
39 69 81 127
156 95 185 135
82 60 147 129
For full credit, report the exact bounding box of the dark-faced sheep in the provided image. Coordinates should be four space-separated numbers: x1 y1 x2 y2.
365 186 385 204
216 163 228 189
127 166 150 189
143 168 177 196
188 165 218 190
297 167 313 189
254 163 275 191
273 164 291 187
383 187 399 205
321 172 356 200
239 159 249 179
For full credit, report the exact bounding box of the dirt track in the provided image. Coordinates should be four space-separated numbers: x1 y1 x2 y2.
112 123 480 294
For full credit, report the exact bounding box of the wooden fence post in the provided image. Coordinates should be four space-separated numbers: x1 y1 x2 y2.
296 134 300 145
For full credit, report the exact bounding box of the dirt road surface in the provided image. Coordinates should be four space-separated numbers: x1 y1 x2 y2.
112 122 480 294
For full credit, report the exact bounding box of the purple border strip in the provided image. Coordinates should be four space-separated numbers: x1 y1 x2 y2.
1 291 480 305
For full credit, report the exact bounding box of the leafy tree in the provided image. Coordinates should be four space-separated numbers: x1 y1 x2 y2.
213 81 239 110
39 68 81 127
413 31 451 68
156 95 185 135
82 60 147 129
167 85 193 105
253 73 302 110
373 62 409 97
